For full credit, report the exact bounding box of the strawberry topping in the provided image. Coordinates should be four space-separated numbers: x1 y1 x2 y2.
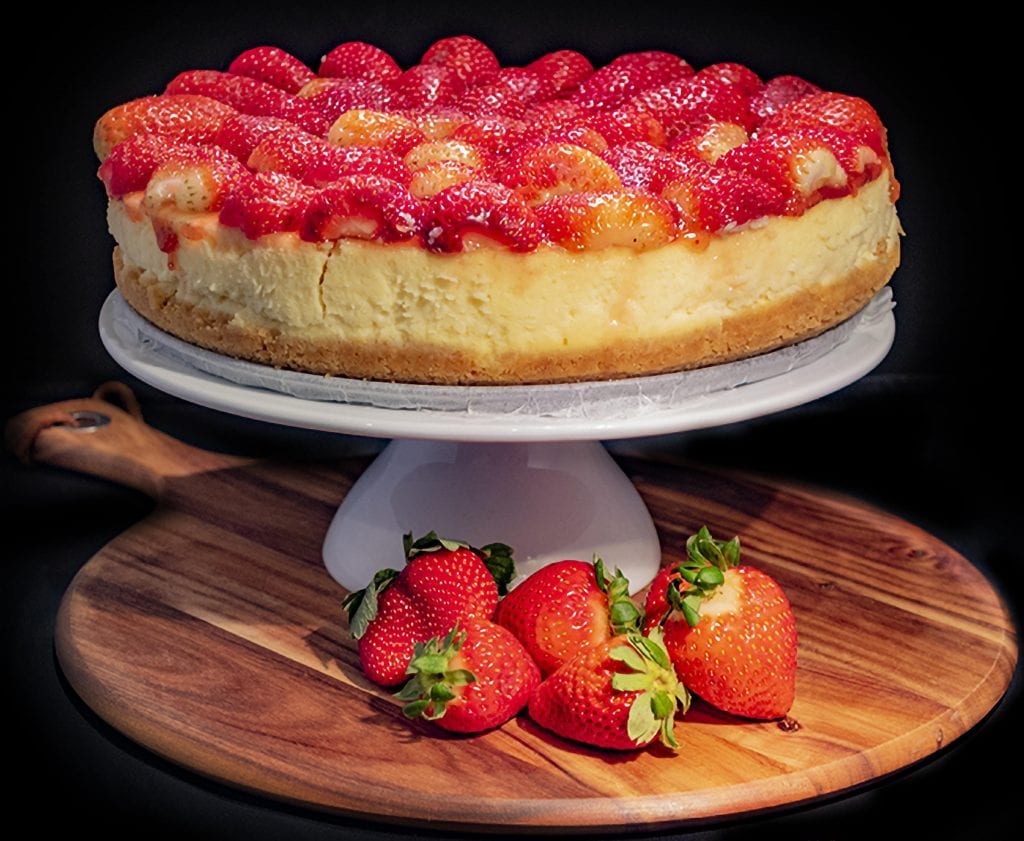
423 180 543 252
301 175 423 242
227 46 316 95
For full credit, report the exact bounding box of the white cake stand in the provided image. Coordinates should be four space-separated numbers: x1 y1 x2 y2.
99 290 895 592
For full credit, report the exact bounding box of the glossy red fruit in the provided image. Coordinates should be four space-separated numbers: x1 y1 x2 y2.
389 64 467 110
763 91 887 156
343 533 515 687
643 527 798 720
661 160 787 234
494 141 622 206
421 35 500 86
319 40 402 83
536 190 678 251
526 49 594 97
496 558 641 676
668 120 749 164
93 94 236 161
571 61 681 112
586 107 667 148
422 179 543 252
143 146 249 213
749 75 822 122
694 62 763 98
227 46 316 94
301 175 423 243
327 109 428 156
397 619 540 734
600 141 693 192
627 74 753 139
528 630 689 751
212 113 303 161
718 131 853 213
303 78 394 120
165 70 328 135
249 129 412 186
98 135 204 197
450 115 529 156
218 171 318 238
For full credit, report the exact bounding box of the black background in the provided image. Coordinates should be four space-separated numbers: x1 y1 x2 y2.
5 3 1019 839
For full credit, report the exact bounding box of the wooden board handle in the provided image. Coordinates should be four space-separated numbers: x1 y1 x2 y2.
5 382 246 498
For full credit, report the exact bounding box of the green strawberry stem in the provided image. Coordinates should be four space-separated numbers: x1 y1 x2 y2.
668 526 740 628
395 626 476 721
609 628 690 749
594 556 643 634
403 530 516 595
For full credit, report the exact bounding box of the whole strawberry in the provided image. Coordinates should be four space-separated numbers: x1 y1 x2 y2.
495 557 642 676
644 526 798 720
343 532 514 687
528 629 689 751
397 618 540 733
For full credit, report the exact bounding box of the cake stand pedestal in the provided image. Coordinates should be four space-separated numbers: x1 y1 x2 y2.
98 289 895 591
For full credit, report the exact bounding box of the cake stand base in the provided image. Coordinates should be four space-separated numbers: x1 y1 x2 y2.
322 439 661 591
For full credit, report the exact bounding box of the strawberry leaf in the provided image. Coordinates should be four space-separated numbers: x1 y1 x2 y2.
626 692 659 745
477 542 516 595
404 530 469 559
342 567 400 639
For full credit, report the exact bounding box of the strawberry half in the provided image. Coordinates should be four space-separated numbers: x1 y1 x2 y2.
389 64 467 110
661 161 787 235
396 619 540 734
528 629 689 751
327 109 428 156
494 141 622 206
749 75 822 122
227 46 316 94
212 113 302 161
248 130 412 186
98 135 204 197
165 70 329 135
763 91 888 157
93 94 236 161
422 180 543 252
536 190 678 251
644 526 798 720
496 557 641 676
303 78 394 121
526 49 594 97
301 175 423 243
143 146 249 213
218 171 318 239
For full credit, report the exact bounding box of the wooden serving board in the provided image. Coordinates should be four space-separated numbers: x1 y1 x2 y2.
10 390 1017 833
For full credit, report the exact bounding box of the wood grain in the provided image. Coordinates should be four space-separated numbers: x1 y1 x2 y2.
12 393 1017 833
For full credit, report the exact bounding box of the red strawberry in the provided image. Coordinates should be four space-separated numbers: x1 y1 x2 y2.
661 160 787 235
571 62 677 112
212 113 303 161
749 75 822 122
695 62 763 98
526 49 594 97
762 91 887 157
494 141 622 205
249 128 412 186
644 526 798 720
165 70 329 135
627 74 753 139
522 122 609 155
227 46 316 94
496 558 641 676
600 141 693 192
143 146 249 213
396 619 540 734
422 179 543 252
93 94 236 161
586 107 667 148
218 171 318 238
421 35 500 86
304 77 394 120
342 532 515 687
319 40 402 83
718 131 853 213
98 135 203 197
528 629 689 751
609 50 693 78
327 109 428 156
454 69 543 119
405 107 471 141
300 175 423 242
537 190 678 251
389 63 467 110
450 115 529 157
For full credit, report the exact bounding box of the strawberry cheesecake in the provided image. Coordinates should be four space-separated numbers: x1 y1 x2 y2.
96 36 901 385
